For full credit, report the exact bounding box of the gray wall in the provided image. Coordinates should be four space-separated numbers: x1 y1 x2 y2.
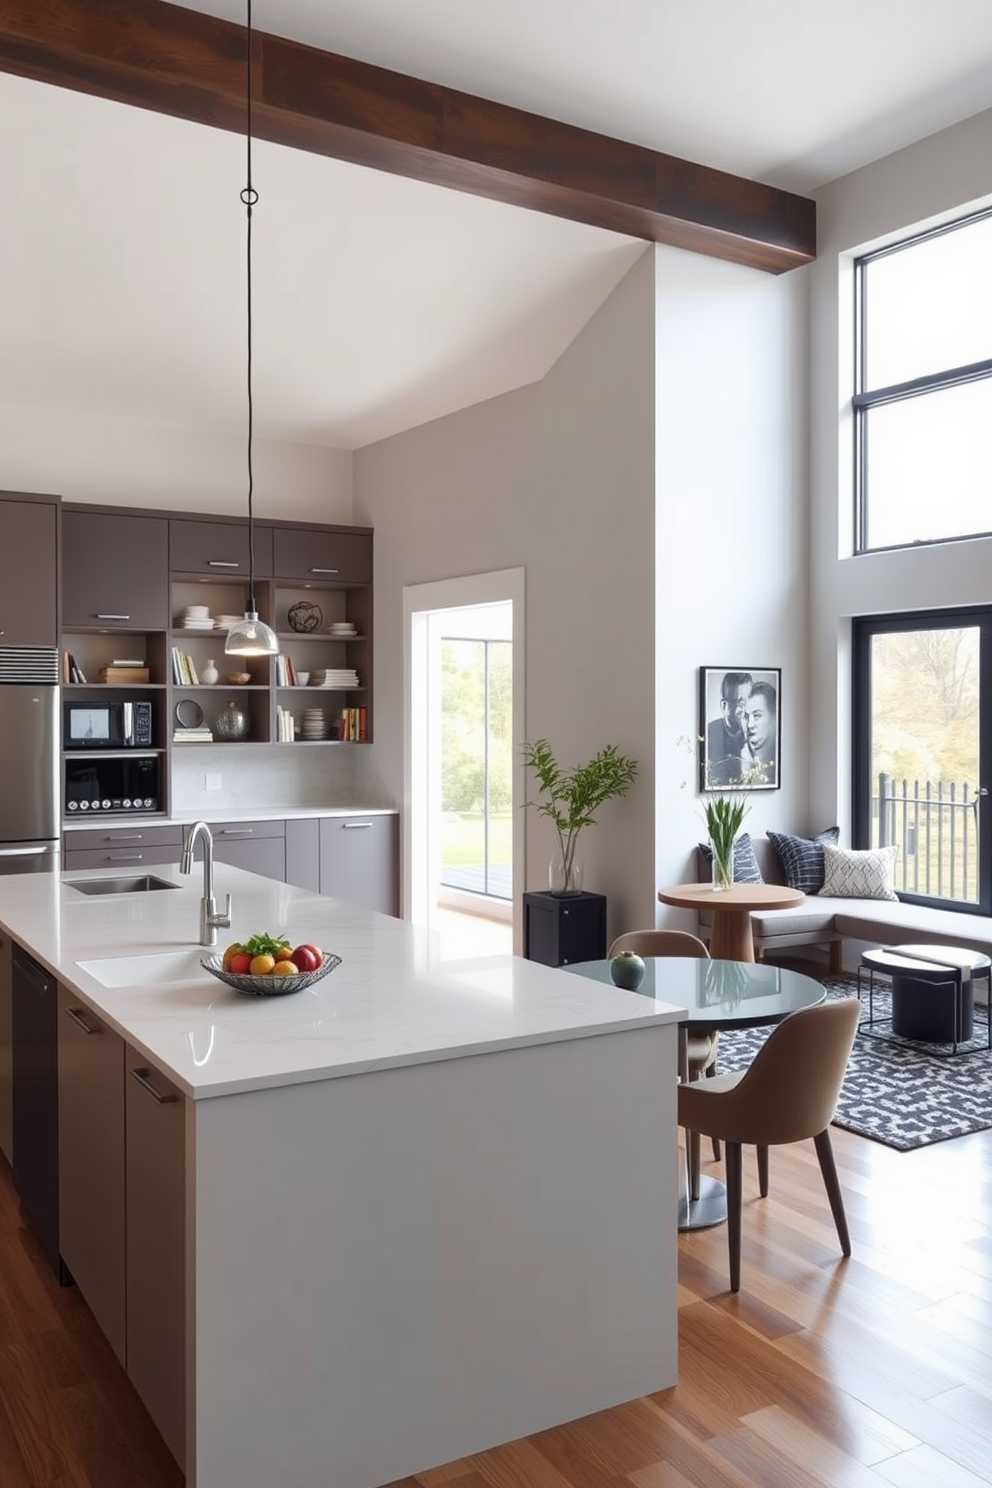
355 248 658 940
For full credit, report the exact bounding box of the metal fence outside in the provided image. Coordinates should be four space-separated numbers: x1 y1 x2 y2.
874 772 981 903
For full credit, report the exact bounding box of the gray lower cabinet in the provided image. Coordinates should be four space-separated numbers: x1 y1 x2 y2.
57 985 126 1363
285 817 320 892
62 824 184 875
0 930 11 1165
207 819 286 881
125 1047 186 1470
319 814 397 916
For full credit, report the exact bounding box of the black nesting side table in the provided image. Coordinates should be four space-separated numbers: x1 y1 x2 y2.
858 943 992 1056
523 890 607 968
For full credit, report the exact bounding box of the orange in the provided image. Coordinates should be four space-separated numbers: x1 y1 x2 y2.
272 960 298 976
249 953 276 975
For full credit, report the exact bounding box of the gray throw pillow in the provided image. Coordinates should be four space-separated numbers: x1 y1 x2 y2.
766 827 840 893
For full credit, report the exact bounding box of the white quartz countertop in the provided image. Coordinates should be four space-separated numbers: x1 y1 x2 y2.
0 866 682 1101
63 804 397 831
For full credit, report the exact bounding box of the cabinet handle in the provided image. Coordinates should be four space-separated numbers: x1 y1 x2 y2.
131 1067 179 1104
216 828 253 836
65 1005 103 1036
95 613 131 621
105 853 143 862
207 560 240 568
309 567 339 575
342 821 372 829
104 835 143 843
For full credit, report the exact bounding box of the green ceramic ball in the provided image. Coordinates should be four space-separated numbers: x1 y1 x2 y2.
610 951 645 991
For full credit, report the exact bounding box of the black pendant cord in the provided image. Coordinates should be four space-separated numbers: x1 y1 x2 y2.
241 0 259 616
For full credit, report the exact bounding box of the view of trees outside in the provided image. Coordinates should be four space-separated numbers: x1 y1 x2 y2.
440 638 512 899
870 626 980 901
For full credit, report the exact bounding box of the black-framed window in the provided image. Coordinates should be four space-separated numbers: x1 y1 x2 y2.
853 607 992 912
853 208 992 554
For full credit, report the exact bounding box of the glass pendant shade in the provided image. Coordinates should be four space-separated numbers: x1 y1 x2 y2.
225 609 278 656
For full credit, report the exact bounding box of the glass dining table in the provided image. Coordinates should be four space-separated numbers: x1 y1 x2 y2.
565 957 826 1230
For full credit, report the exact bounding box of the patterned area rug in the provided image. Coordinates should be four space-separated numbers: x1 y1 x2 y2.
715 976 992 1152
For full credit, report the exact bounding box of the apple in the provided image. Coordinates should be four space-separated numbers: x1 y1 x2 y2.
229 951 253 974
291 944 323 973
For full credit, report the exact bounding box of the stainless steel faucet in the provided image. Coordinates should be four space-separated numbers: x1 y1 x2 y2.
180 821 232 947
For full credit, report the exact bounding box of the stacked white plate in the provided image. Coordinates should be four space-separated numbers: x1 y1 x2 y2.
310 669 359 688
329 622 357 636
301 707 327 740
214 614 242 631
177 605 215 630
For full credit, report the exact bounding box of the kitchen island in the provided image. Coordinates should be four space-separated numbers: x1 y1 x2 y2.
0 863 682 1488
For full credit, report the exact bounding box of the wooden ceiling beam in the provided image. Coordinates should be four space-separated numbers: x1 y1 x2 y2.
0 0 815 273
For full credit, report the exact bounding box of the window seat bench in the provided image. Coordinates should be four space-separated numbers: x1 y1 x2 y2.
690 839 992 980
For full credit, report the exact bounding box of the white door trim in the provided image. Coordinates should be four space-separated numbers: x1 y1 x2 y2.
403 568 526 953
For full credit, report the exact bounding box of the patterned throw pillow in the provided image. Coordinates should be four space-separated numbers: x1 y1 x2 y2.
766 827 840 893
819 842 898 900
697 831 764 885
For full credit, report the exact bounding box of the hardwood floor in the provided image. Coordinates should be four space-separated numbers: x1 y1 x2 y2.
2 1122 991 1487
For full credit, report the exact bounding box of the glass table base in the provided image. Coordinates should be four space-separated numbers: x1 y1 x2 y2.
679 1173 727 1231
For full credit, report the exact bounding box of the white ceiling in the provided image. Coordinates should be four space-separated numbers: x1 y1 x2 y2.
4 0 992 449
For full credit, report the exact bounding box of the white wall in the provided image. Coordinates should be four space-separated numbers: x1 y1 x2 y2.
0 404 352 522
809 106 992 834
355 249 658 941
652 246 808 918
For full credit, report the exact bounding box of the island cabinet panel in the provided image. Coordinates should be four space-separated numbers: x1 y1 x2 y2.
206 819 286 882
285 817 320 892
57 984 126 1364
319 814 397 916
0 930 11 1165
272 527 372 585
125 1048 186 1471
0 495 58 646
62 510 170 630
170 518 272 578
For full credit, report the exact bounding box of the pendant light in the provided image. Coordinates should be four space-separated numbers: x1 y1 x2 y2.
226 0 279 659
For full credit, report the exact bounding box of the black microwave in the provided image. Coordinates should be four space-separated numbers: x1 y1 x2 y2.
65 754 161 814
64 699 153 749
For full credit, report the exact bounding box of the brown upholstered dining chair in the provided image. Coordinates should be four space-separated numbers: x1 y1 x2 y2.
607 929 721 1161
678 997 860 1294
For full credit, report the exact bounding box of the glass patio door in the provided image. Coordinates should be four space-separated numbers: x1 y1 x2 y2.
854 609 991 909
439 635 513 903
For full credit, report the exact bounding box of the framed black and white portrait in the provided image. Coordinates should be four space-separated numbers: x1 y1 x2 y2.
698 666 781 791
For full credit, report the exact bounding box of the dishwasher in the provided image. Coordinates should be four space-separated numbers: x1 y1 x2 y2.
11 942 67 1281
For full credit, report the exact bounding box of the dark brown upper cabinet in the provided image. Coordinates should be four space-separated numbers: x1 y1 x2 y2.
0 494 58 647
169 519 272 580
273 528 372 586
62 510 169 631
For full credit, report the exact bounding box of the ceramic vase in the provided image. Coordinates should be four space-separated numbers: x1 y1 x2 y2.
201 659 219 685
610 951 646 991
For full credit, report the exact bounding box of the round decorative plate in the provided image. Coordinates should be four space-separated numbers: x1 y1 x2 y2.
288 600 323 633
201 952 342 997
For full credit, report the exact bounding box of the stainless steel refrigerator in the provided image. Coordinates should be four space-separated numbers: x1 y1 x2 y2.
0 647 60 875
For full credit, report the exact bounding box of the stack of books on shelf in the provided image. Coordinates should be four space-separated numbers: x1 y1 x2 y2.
339 706 368 741
173 724 214 742
62 651 88 683
99 660 150 683
276 706 297 742
171 647 200 685
275 654 300 687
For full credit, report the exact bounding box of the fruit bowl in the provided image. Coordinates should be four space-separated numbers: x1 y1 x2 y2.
201 952 342 997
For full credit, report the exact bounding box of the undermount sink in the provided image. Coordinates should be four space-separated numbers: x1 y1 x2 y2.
75 948 209 988
66 874 179 897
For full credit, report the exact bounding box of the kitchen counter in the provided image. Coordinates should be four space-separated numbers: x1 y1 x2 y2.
61 802 397 831
0 865 682 1488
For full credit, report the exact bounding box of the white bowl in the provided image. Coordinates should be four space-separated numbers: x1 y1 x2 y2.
295 672 310 686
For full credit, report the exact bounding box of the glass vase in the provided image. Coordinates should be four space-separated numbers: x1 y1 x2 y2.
549 851 583 896
215 699 249 741
710 838 734 892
